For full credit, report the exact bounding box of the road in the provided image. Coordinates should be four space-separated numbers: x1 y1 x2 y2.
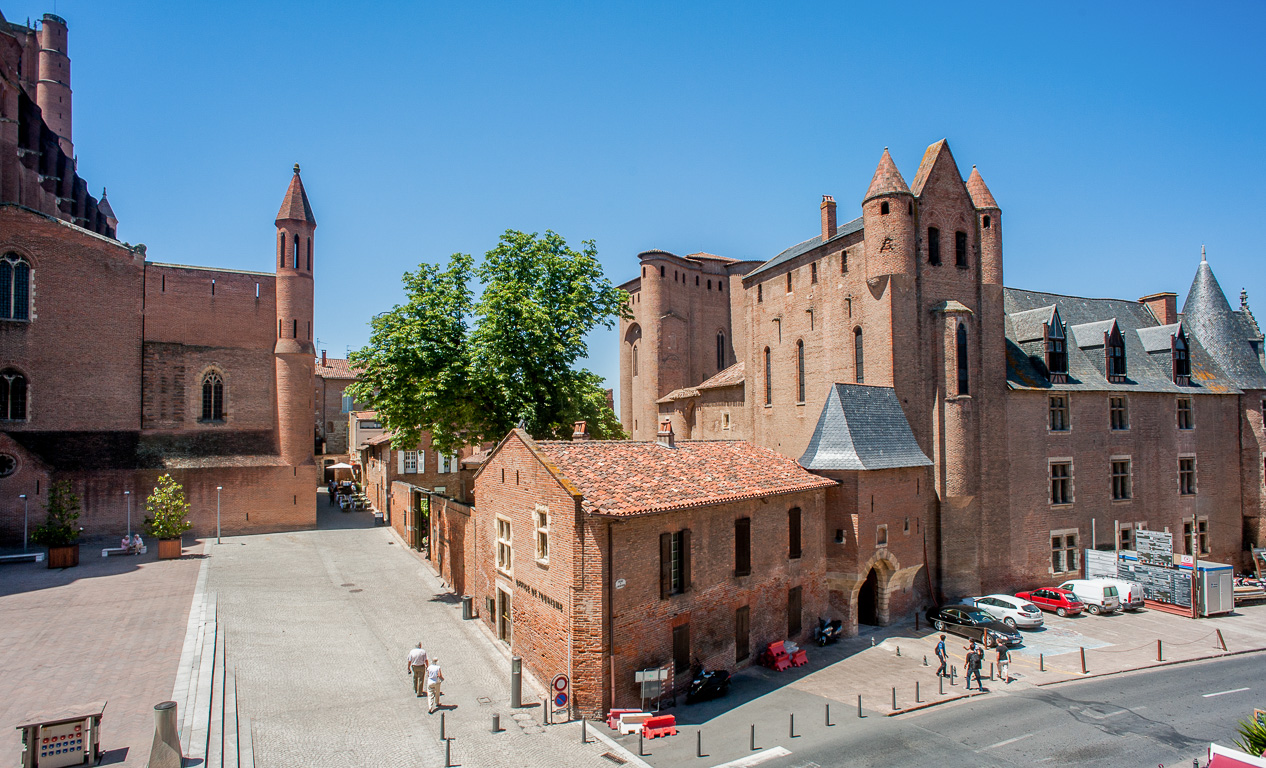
652 653 1262 768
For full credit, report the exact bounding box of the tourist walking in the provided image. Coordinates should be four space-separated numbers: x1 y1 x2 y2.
406 643 429 697
934 634 948 677
997 641 1011 684
965 643 983 690
426 658 445 714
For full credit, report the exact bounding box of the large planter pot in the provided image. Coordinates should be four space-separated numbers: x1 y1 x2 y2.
157 538 183 560
48 543 80 569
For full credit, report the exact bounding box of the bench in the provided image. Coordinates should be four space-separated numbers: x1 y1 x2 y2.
606 709 640 730
101 546 147 557
0 552 44 564
617 712 652 735
642 715 677 739
759 641 792 671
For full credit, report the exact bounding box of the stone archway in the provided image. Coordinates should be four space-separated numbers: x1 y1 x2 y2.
858 567 880 626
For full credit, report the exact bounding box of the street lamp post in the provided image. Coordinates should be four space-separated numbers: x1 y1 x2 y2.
124 490 132 538
216 486 223 544
19 494 28 552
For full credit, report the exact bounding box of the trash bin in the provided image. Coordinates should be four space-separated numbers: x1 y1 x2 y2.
461 595 473 620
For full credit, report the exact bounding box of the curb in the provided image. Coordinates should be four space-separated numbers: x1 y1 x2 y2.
1032 645 1266 687
885 689 984 716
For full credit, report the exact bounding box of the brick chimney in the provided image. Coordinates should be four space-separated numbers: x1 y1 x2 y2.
572 420 589 440
657 419 675 448
321 349 327 367
821 195 837 241
1139 292 1177 325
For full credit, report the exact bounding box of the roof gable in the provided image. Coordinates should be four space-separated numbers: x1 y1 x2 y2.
910 139 968 200
798 384 932 471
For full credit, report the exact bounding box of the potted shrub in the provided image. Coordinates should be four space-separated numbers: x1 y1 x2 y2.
144 474 194 559
30 481 82 568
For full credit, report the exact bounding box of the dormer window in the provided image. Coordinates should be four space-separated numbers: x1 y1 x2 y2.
1106 325 1127 383
1045 312 1068 384
1172 329 1190 385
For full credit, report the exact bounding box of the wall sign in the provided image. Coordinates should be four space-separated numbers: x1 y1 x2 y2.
614 578 626 590
513 578 563 612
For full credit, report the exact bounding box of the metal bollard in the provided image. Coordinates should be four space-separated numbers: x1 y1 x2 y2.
1217 629 1227 651
510 656 523 708
1039 653 1044 672
990 663 995 681
697 729 705 757
492 713 501 733
871 636 875 646
826 703 833 727
445 738 453 768
1080 646 1087 674
148 701 183 768
896 645 901 657
750 724 757 751
441 712 446 740
1158 639 1163 661
581 719 588 744
858 695 863 718
892 687 897 711
951 665 956 685
939 674 944 695
543 697 550 725
923 655 928 666
640 731 646 756
916 680 920 703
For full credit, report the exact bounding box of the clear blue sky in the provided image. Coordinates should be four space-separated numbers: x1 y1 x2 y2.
11 1 1265 409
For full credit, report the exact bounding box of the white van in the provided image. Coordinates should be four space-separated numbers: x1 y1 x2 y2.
1097 578 1145 610
1058 579 1121 615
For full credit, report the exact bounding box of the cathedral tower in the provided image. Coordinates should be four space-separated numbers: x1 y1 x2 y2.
274 164 316 467
36 13 72 158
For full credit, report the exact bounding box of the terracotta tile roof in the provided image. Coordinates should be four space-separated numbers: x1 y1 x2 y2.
864 147 912 201
531 436 835 517
697 361 745 390
276 165 316 224
315 357 360 380
462 449 490 467
351 410 377 419
965 166 998 209
366 432 394 446
656 388 700 404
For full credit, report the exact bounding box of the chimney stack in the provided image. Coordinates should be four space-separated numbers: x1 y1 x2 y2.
321 349 327 367
572 421 589 440
821 195 837 242
1139 292 1178 325
657 419 675 448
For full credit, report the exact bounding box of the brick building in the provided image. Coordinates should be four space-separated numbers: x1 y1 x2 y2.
0 12 319 541
619 139 1266 616
314 353 361 457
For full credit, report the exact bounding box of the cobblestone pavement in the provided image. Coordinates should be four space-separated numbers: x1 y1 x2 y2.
206 497 613 768
0 539 203 767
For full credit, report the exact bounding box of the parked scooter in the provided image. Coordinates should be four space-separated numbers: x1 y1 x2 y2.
685 668 731 704
814 616 843 646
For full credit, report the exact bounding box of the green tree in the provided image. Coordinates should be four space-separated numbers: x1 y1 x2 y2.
143 474 194 539
30 481 81 547
347 230 627 452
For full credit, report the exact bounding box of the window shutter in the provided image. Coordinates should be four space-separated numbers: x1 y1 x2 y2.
397 450 405 475
735 518 751 577
659 532 672 599
789 508 802 559
681 529 692 592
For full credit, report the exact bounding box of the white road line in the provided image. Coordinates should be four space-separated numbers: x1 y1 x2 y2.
1202 687 1250 698
983 733 1033 750
711 746 793 768
1084 708 1128 720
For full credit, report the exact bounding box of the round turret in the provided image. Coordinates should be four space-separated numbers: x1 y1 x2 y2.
274 164 317 467
967 166 1002 286
862 148 916 281
36 13 72 157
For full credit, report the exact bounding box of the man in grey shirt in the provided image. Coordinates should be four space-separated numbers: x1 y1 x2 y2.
406 643 429 697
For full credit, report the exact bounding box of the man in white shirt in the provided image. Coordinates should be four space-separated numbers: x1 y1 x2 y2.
406 643 428 697
426 658 444 714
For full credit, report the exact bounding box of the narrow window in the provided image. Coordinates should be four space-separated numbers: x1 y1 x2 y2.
764 347 772 405
660 265 665 278
279 233 285 268
787 586 802 637
201 371 224 422
660 529 691 597
810 262 818 284
307 236 312 271
1119 523 1133 551
1052 531 1078 573
496 517 512 572
787 272 793 293
1197 518 1209 555
788 507 802 559
841 250 848 273
696 275 700 286
983 215 991 229
796 340 805 402
673 623 690 673
293 236 300 269
1049 395 1070 431
734 517 751 577
735 606 750 661
1177 397 1193 430
854 328 864 384
757 284 763 303
880 201 889 215
717 331 726 371
1 253 31 321
293 319 298 339
1110 396 1128 430
928 227 941 265
876 524 888 547
632 345 638 377
1111 459 1131 500
307 321 311 340
1173 331 1190 384
955 230 968 267
0 369 28 420
956 323 969 395
1050 461 1072 504
535 505 549 563
1046 317 1068 382
1179 456 1197 495
210 279 216 296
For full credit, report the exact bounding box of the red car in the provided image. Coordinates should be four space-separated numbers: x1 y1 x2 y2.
1015 587 1085 617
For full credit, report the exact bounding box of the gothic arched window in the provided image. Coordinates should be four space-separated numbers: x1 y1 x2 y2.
764 347 772 405
201 371 225 422
1 253 31 321
293 236 301 269
1045 311 1068 383
1 369 28 420
278 233 286 268
307 237 313 271
716 331 726 372
956 323 969 396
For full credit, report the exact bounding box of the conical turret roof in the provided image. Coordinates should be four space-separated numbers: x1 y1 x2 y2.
966 166 998 210
1182 250 1266 389
97 187 116 221
276 164 316 225
863 148 911 202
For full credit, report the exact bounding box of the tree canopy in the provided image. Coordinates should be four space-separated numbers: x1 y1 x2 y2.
347 230 627 453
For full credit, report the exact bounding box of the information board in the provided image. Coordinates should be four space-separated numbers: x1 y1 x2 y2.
1135 529 1174 567
1117 559 1191 607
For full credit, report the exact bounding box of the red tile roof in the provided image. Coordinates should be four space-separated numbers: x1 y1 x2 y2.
315 357 360 380
351 410 377 419
697 361 744 390
530 434 834 517
366 432 394 446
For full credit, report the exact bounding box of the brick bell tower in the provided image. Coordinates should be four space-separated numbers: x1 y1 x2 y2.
274 164 317 467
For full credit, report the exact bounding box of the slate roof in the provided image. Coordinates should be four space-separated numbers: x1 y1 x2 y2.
1137 323 1183 353
745 216 864 280
528 434 835 517
798 384 932 471
1181 258 1266 390
1008 305 1057 343
1004 288 1239 394
315 357 360 380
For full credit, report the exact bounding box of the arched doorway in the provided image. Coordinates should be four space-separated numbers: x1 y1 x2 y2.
858 568 880 626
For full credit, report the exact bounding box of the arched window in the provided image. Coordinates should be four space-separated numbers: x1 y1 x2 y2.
764 347 772 405
928 227 941 265
854 328 864 384
716 331 726 371
0 369 27 420
278 233 285 268
796 340 806 402
293 237 300 269
956 323 969 396
1 253 31 321
307 237 313 271
1173 329 1190 385
201 371 224 422
880 201 889 215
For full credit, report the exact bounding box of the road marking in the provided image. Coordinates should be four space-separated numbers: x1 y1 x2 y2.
1202 687 1250 698
983 733 1033 750
711 747 792 768
1084 708 1128 720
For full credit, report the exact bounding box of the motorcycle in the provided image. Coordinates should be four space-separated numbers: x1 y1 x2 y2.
684 668 731 704
814 616 843 646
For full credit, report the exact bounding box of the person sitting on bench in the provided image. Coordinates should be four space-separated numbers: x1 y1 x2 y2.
129 533 144 554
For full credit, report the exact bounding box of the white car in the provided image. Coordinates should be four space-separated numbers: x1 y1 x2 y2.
971 594 1045 629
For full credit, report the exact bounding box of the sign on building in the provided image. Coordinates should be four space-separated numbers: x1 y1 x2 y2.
1135 529 1174 567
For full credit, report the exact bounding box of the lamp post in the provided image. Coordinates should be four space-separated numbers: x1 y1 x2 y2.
216 486 222 544
124 490 132 538
19 494 28 552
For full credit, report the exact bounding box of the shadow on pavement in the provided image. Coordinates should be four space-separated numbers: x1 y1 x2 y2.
316 489 377 530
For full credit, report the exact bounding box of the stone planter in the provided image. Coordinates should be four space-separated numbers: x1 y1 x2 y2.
157 538 183 560
48 543 80 569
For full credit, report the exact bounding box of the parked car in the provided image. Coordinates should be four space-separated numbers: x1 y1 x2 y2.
1058 579 1121 615
971 594 1045 629
1096 578 1145 610
1015 587 1085 617
926 604 1023 647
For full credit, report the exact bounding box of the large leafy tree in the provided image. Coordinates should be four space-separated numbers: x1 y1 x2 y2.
347 230 626 453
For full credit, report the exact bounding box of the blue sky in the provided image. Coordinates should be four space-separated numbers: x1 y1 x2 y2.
10 1 1265 408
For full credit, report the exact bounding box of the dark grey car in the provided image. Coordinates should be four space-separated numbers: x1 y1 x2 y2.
926 604 1023 647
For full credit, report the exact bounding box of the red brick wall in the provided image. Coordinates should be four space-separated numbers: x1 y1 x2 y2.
429 495 474 596
315 375 357 455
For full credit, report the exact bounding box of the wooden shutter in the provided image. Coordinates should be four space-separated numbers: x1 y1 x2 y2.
735 518 751 577
672 623 690 673
735 606 750 661
680 529 692 592
789 508 802 559
397 450 405 475
788 586 802 637
660 532 672 599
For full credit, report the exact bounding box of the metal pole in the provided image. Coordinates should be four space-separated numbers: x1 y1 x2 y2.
1040 654 1044 672
915 680 920 703
1158 639 1163 661
441 712 446 740
990 663 995 681
581 719 587 744
510 657 522 707
857 695 863 718
640 731 645 756
697 730 704 757
1080 647 1087 674
19 494 27 551
124 491 131 538
789 713 796 738
216 486 222 544
749 724 756 751
444 737 452 768
939 675 944 695
891 687 897 710
1216 629 1227 651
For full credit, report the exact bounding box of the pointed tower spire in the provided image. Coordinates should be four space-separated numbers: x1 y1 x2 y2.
274 164 317 467
966 165 998 210
1201 244 1207 263
863 147 912 202
276 163 317 225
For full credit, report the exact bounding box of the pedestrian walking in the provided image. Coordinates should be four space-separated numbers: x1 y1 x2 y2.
997 641 1011 684
406 643 429 697
934 634 948 677
426 657 445 714
965 644 983 691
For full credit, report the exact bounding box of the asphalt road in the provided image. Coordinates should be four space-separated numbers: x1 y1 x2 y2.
640 653 1264 768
